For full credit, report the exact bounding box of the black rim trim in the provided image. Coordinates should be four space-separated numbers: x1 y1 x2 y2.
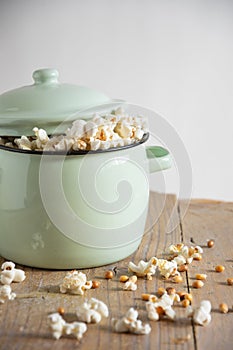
0 133 149 155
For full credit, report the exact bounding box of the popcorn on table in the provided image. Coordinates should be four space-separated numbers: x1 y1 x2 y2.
48 313 87 340
60 270 92 295
157 259 179 279
0 285 16 304
1 261 26 285
168 244 203 265
186 300 212 326
111 308 151 335
123 275 138 291
146 292 177 321
128 257 158 280
13 108 148 152
76 298 109 324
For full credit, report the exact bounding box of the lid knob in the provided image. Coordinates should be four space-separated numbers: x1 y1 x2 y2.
33 68 59 85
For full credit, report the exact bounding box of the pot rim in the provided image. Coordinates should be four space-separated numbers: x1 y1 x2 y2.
0 133 149 156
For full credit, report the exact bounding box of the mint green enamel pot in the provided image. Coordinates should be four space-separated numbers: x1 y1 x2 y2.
0 69 171 269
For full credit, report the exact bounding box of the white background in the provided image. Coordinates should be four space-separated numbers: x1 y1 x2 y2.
0 0 232 201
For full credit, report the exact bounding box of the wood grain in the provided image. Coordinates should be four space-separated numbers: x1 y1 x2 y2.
0 192 232 350
179 199 233 350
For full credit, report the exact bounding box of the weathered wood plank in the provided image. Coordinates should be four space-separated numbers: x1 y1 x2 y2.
3 193 231 349
179 199 233 350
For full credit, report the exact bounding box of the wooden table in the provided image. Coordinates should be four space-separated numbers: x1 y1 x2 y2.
0 192 232 350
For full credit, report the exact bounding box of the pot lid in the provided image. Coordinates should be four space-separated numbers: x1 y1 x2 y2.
0 68 121 136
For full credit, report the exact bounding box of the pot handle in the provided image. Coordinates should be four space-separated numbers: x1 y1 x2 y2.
146 146 172 173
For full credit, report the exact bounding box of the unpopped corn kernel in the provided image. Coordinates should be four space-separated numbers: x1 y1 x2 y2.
141 293 152 301
105 271 114 279
227 278 233 285
157 287 166 296
57 307 65 315
178 264 188 272
207 240 215 248
119 275 129 283
184 293 193 302
192 280 204 289
219 303 228 314
215 265 225 273
195 274 207 281
91 280 100 289
172 275 183 284
182 299 190 308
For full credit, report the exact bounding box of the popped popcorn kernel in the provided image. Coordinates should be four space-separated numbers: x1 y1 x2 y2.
4 108 147 153
128 257 158 280
111 308 151 334
157 259 179 279
0 285 16 303
146 292 176 321
48 312 87 340
76 298 109 323
60 270 92 295
123 275 137 291
186 300 211 326
1 261 26 285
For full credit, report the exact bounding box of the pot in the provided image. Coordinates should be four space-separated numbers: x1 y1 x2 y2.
0 69 171 269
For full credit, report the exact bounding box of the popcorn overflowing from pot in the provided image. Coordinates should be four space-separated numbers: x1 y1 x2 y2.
0 108 148 153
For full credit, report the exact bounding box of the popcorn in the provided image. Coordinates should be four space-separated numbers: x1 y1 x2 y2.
14 136 32 150
123 276 137 291
111 308 151 334
0 285 16 303
133 127 144 140
84 121 98 139
60 270 92 295
115 120 134 139
33 127 49 149
48 313 87 340
168 243 185 254
146 292 176 321
157 259 179 279
128 257 158 280
99 140 111 150
3 108 147 153
114 107 125 116
5 142 15 148
76 298 109 323
173 255 187 266
168 243 203 265
1 261 26 285
67 119 86 138
89 139 101 151
72 139 87 151
186 300 211 326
